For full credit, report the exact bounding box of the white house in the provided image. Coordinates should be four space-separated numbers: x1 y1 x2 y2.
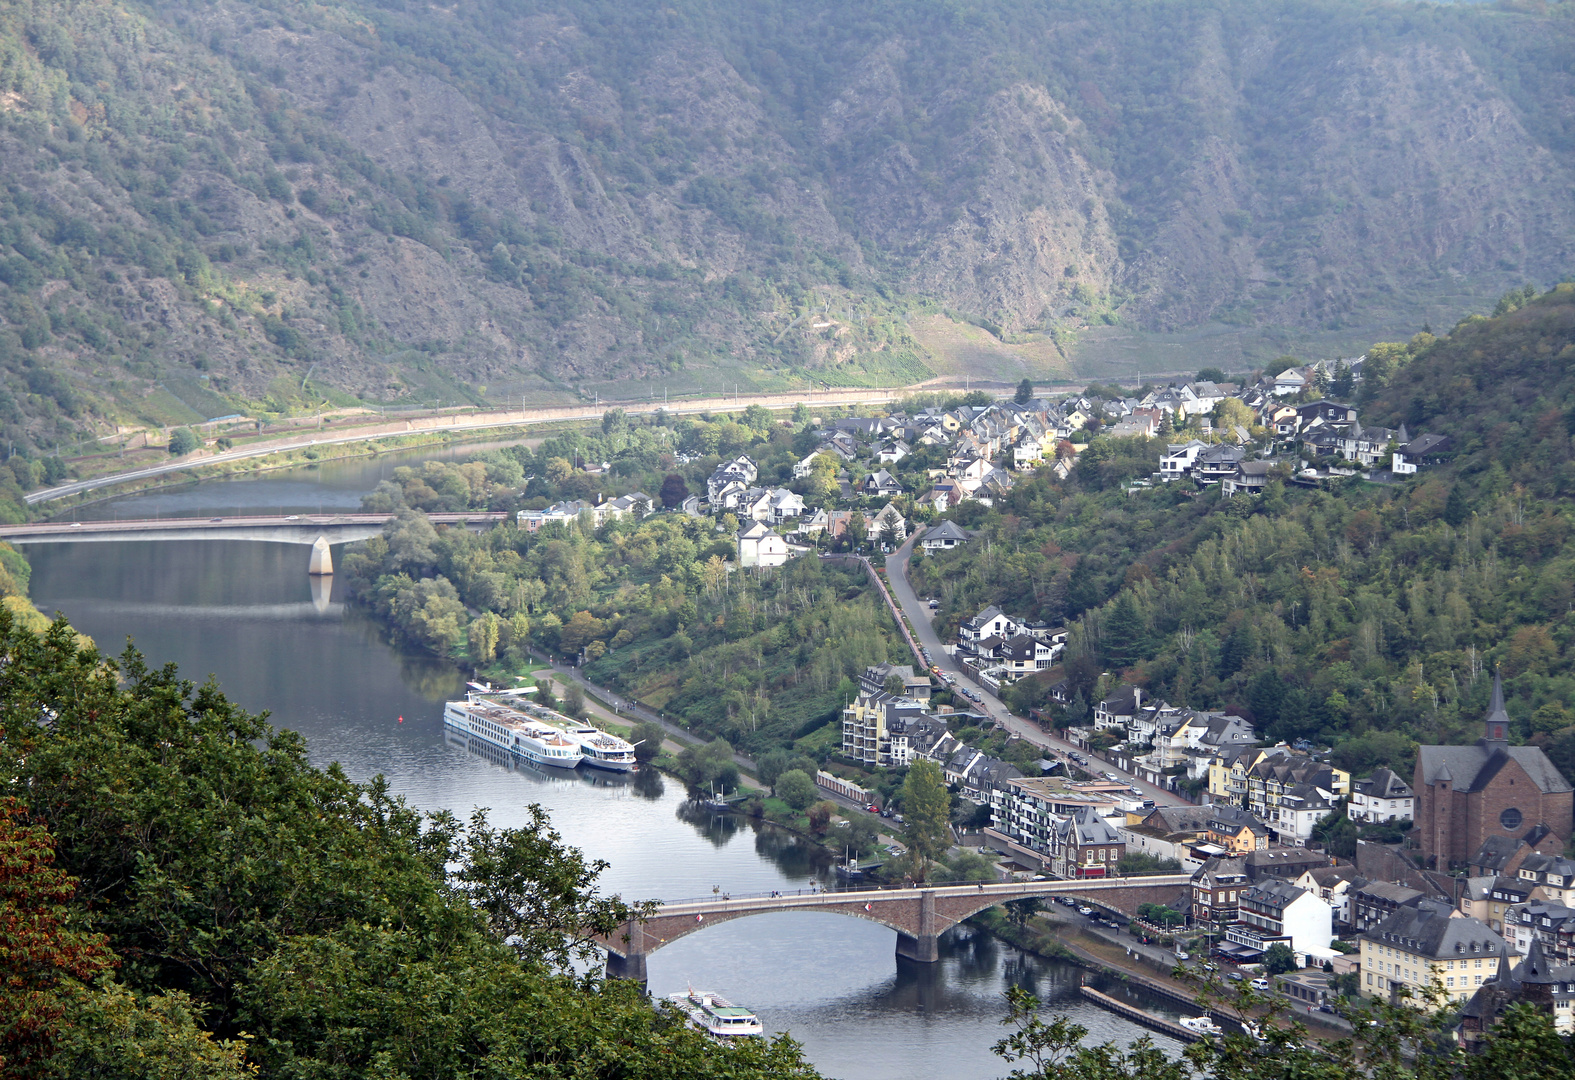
1228 878 1333 960
1349 768 1414 824
921 520 971 552
1160 440 1207 482
870 502 907 543
737 522 789 568
1273 368 1309 396
959 605 1021 648
767 487 806 523
875 440 910 465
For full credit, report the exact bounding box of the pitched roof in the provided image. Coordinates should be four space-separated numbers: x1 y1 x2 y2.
924 520 971 542
1355 767 1414 800
1366 903 1505 961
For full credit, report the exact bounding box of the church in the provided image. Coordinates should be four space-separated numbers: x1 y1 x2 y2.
1414 674 1574 869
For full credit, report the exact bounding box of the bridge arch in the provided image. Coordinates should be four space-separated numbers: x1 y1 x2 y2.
598 876 1189 981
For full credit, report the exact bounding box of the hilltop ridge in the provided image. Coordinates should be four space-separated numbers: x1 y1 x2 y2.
0 0 1571 449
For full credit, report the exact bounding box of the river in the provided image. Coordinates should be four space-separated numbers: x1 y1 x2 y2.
29 446 1184 1079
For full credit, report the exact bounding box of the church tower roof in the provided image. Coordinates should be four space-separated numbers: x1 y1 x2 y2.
1481 672 1510 748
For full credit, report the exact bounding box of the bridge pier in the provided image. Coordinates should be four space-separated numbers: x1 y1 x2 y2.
895 889 940 963
605 950 648 983
308 536 333 576
604 918 649 984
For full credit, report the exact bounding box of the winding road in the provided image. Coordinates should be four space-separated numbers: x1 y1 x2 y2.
886 533 1184 808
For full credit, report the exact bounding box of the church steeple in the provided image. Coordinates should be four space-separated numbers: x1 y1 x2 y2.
1482 671 1510 748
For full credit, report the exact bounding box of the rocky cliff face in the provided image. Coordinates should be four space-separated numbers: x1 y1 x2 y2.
0 0 1570 439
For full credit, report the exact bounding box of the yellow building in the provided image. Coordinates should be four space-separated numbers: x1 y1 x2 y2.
1361 901 1506 1009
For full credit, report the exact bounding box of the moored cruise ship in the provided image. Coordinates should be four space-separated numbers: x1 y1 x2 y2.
443 688 582 769
553 719 637 772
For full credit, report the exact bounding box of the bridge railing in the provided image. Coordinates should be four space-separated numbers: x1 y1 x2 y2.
645 874 1191 908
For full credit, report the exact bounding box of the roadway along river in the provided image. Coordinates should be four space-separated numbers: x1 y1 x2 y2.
28 447 1183 1079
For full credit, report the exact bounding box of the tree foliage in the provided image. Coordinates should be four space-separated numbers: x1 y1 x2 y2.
0 609 817 1078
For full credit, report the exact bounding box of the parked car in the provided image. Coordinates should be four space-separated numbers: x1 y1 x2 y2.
928 599 939 609
1103 771 1119 781
1227 971 1244 982
1250 978 1271 992
1077 906 1095 916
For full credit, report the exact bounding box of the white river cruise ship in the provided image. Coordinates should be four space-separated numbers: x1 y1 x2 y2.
443 687 583 769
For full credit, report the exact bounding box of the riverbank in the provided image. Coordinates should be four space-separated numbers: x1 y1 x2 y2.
970 906 1355 1041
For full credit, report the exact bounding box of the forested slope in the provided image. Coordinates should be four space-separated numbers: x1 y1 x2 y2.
913 285 1575 780
0 0 1570 452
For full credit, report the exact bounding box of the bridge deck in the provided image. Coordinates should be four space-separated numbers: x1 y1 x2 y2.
649 875 1192 917
0 512 508 543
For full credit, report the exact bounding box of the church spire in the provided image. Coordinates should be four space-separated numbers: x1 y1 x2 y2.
1483 671 1510 747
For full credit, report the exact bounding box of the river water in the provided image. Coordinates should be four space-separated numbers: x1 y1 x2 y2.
30 447 1183 1079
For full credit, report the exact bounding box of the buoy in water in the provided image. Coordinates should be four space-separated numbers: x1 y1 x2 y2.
398 716 404 723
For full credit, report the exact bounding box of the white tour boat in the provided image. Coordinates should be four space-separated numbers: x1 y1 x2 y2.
554 719 637 771
667 988 764 1039
443 688 583 769
1179 1016 1223 1037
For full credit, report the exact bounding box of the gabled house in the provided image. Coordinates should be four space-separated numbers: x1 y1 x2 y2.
959 605 1021 649
875 440 910 465
1050 806 1126 879
869 502 907 543
736 521 789 568
1350 768 1415 824
997 633 1060 680
862 469 904 498
1094 685 1142 730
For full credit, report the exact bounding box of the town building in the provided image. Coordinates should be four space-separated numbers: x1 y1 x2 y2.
920 520 972 552
1049 806 1126 879
736 522 790 567
840 691 932 768
1189 855 1250 934
1414 674 1574 868
858 663 932 701
1222 878 1332 962
1360 900 1506 1009
1350 768 1415 824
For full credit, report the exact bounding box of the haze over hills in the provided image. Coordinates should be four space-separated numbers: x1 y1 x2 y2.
0 0 1571 447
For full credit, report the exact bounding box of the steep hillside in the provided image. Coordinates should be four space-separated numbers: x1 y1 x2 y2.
0 0 1571 450
912 284 1575 782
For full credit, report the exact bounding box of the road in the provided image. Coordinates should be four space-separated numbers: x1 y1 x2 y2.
29 386 912 506
886 533 1183 808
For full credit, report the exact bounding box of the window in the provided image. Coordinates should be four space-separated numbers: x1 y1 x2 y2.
1501 807 1524 831
1447 977 1454 987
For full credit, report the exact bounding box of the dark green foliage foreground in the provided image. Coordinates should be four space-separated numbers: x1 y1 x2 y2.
0 610 818 1078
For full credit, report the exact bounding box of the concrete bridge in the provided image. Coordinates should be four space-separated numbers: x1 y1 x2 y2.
599 875 1190 982
0 513 509 573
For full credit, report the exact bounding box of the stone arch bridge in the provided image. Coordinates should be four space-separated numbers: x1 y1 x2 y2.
599 875 1190 982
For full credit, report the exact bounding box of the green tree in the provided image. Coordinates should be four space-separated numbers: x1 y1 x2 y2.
1015 378 1034 404
629 721 665 763
900 759 952 880
1444 484 1470 526
1005 896 1043 930
1261 941 1297 975
1196 367 1227 383
467 611 500 662
1101 592 1149 668
775 769 817 811
167 428 199 455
